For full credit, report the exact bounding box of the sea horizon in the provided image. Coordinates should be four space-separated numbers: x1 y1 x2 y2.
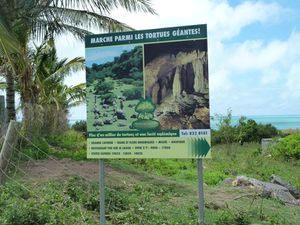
69 114 300 130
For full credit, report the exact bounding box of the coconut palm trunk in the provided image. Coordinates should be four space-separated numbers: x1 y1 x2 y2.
20 69 33 131
5 70 16 122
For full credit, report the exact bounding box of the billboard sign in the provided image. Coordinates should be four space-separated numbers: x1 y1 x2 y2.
85 24 211 158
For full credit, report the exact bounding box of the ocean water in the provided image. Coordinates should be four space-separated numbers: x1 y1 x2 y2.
70 115 300 130
211 115 300 130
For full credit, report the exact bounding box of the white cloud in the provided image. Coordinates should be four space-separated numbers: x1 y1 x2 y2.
215 29 300 115
285 63 300 98
110 0 284 41
51 0 300 118
261 69 281 85
228 39 288 71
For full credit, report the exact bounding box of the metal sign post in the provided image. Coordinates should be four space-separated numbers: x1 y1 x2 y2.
99 160 106 225
197 159 205 225
0 95 5 126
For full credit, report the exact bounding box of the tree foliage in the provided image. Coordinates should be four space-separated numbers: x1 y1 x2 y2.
94 80 114 95
212 110 279 145
0 0 155 129
271 133 300 160
87 46 143 83
135 98 156 120
28 40 86 134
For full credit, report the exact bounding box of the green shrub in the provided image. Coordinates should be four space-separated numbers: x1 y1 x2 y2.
106 187 130 212
215 209 251 225
94 80 114 95
271 133 300 159
71 120 87 132
120 78 135 84
132 80 143 86
204 171 228 185
122 87 142 100
212 110 279 145
46 130 86 160
102 92 117 104
212 110 236 145
47 130 85 151
21 137 49 160
0 200 50 225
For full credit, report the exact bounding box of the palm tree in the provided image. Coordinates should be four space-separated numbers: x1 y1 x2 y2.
0 0 156 125
27 40 85 134
0 24 22 121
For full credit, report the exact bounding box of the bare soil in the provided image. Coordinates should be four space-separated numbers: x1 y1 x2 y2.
21 157 258 208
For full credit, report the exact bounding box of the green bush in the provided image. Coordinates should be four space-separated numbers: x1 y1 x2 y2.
0 201 50 225
271 133 300 160
106 187 130 212
215 209 251 225
212 110 279 145
132 80 143 86
212 110 237 145
122 87 142 100
21 137 49 160
94 80 114 95
71 120 87 132
120 78 135 84
204 171 228 185
47 130 85 150
102 92 117 104
45 130 86 160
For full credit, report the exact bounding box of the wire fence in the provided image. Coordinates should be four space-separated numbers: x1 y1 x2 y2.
0 122 98 224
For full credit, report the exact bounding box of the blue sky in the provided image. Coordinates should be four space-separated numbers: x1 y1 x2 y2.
85 45 137 67
53 0 300 119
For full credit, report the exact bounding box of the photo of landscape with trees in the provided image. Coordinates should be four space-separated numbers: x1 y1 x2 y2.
86 45 144 131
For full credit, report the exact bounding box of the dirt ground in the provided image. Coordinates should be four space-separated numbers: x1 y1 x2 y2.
22 158 100 181
21 157 259 209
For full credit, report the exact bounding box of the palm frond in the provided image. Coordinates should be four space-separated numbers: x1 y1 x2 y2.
44 7 133 33
0 22 23 75
52 0 157 15
31 18 92 40
44 57 85 82
0 81 7 89
107 0 157 14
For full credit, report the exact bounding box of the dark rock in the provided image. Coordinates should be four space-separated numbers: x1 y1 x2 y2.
193 95 208 106
103 119 113 125
159 113 185 130
128 104 136 108
102 104 109 109
118 96 126 101
177 95 197 116
222 178 235 186
271 174 300 199
118 123 126 127
233 176 300 206
93 120 103 127
93 108 101 115
190 107 210 129
131 113 138 119
115 110 127 120
156 111 163 117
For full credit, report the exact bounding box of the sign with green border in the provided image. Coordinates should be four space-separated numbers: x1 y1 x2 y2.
85 24 211 158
